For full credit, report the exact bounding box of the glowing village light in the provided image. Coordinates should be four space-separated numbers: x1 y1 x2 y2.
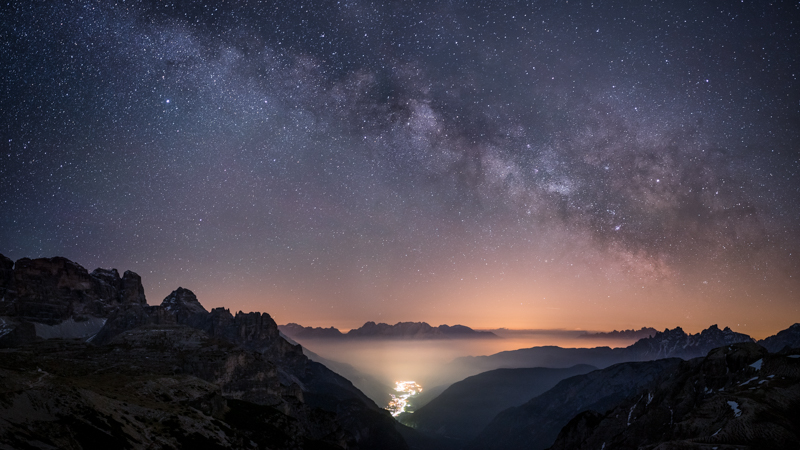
386 381 423 417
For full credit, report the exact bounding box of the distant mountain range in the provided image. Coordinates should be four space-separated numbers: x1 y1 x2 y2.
432 324 758 386
280 321 498 340
577 326 657 340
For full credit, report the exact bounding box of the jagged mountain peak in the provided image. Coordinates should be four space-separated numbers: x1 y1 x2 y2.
0 253 147 342
626 324 754 360
161 287 207 315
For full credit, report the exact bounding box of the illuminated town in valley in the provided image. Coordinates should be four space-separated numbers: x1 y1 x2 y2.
386 381 423 417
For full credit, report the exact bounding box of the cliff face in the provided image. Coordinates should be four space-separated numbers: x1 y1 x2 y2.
0 254 407 450
1 256 147 323
0 254 147 347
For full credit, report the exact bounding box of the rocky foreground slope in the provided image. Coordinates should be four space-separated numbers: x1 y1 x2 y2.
470 341 800 450
0 254 405 450
549 343 800 450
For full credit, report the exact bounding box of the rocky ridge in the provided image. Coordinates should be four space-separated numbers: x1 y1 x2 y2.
548 343 800 449
280 321 497 340
0 254 406 450
758 323 800 353
625 324 755 360
577 327 657 340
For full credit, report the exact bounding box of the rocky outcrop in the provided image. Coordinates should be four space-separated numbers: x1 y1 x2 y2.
0 254 13 301
0 253 147 345
759 323 800 352
547 343 800 449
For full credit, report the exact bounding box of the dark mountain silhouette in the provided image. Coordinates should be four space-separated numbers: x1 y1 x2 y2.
0 254 406 450
302 346 394 407
469 358 683 450
399 364 596 441
758 323 800 352
280 321 497 340
435 324 754 386
469 325 800 450
577 327 657 340
281 322 345 339
548 343 800 450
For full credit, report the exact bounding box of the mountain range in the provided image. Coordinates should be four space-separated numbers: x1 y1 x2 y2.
548 343 800 449
280 321 498 340
577 327 657 340
431 324 758 386
2 253 799 449
0 254 405 449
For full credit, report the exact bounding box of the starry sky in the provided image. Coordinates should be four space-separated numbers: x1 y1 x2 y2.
2 0 799 338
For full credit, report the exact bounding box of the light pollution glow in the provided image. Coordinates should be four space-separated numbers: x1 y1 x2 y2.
2 1 798 340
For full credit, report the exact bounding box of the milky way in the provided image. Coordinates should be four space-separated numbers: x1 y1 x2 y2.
2 1 798 335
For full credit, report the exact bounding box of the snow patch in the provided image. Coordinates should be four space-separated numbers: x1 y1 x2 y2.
712 428 721 436
739 376 759 386
727 401 742 418
33 317 107 340
749 359 762 370
788 355 800 359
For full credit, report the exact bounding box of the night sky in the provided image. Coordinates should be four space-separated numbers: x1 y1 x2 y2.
2 0 799 337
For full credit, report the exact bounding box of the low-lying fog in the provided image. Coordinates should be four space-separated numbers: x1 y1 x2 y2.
295 330 640 394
